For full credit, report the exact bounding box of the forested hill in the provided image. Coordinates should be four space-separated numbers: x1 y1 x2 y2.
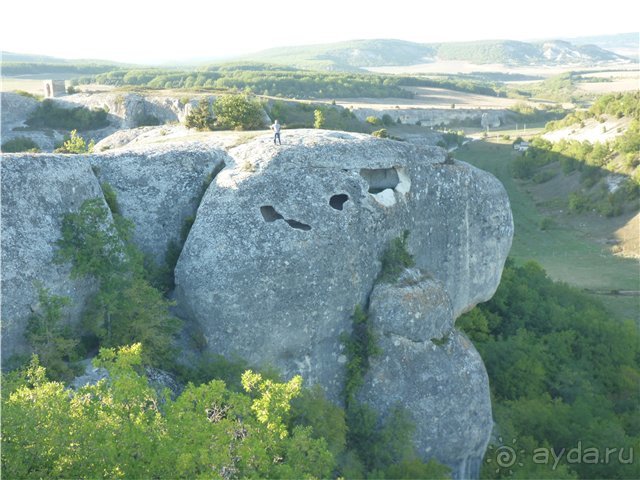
239 38 630 70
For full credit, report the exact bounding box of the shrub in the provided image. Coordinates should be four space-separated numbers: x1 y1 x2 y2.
378 230 415 283
213 94 264 130
1 136 40 153
381 114 394 126
27 99 108 131
313 109 325 129
184 99 214 131
372 128 388 138
366 116 382 126
54 130 94 154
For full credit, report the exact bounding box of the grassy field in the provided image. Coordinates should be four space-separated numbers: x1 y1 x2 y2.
456 138 640 322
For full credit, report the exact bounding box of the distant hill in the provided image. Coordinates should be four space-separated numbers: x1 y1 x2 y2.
1 52 132 77
1 51 127 66
238 39 435 71
239 38 631 71
562 32 640 60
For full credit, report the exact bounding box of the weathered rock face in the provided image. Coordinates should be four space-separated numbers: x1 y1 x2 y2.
174 130 512 475
2 129 512 476
91 144 229 264
360 270 492 479
1 144 229 360
175 129 512 389
62 93 199 129
0 154 105 360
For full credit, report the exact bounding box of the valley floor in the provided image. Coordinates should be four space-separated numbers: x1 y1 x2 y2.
456 138 640 323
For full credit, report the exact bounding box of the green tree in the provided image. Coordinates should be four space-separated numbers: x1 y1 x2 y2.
55 198 179 364
54 129 94 154
313 108 326 129
213 94 264 130
1 344 335 479
184 99 215 131
25 284 78 381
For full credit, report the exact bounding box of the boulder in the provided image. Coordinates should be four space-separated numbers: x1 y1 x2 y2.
90 144 229 265
359 269 492 479
175 129 513 399
0 154 105 361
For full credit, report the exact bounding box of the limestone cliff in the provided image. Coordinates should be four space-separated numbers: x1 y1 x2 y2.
1 130 513 478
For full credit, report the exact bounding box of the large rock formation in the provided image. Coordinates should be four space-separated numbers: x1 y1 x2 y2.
1 143 229 359
0 154 105 360
2 129 513 476
90 144 229 264
360 270 492 479
174 129 512 475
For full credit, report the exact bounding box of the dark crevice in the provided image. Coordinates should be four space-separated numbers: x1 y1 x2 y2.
285 219 311 231
260 205 283 222
329 193 349 210
260 205 311 231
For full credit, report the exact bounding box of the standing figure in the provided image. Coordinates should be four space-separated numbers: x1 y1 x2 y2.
271 119 282 145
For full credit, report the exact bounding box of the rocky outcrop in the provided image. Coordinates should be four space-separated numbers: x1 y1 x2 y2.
173 129 512 475
359 270 492 479
1 143 228 360
61 93 199 129
1 129 513 476
0 154 106 360
90 144 229 264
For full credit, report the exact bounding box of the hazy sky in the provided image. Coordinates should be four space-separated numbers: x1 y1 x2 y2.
2 0 638 63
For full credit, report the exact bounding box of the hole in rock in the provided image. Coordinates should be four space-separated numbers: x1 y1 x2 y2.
360 168 400 194
285 219 312 231
329 193 349 210
260 205 311 231
260 206 283 222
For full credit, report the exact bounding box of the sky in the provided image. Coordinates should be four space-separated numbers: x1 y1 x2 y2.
2 0 638 64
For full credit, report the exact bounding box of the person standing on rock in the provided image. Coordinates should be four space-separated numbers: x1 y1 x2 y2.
271 119 282 145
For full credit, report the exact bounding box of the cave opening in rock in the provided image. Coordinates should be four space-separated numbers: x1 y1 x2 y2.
360 168 400 194
329 193 349 210
260 205 283 222
260 205 311 231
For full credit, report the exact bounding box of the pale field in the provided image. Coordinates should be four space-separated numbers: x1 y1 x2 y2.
1 77 115 94
367 61 639 78
323 87 531 111
575 69 639 93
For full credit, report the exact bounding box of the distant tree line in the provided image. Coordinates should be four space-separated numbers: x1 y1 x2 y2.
69 64 501 99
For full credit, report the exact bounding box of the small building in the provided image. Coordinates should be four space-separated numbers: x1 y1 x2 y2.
514 141 530 152
43 80 66 98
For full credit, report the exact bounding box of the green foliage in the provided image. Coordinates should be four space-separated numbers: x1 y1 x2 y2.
55 198 180 365
25 284 79 381
27 99 108 131
313 108 325 129
342 305 381 407
458 260 640 479
1 345 335 479
242 370 302 439
184 99 214 130
1 136 40 153
366 115 382 126
381 113 394 126
290 385 347 458
100 182 120 215
54 129 94 154
378 230 415 283
266 100 366 132
545 92 640 132
372 128 389 138
212 94 265 130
